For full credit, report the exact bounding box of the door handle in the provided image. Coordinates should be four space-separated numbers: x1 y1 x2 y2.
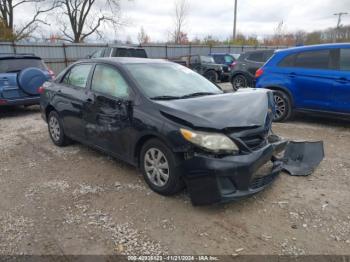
336 77 349 84
289 73 297 78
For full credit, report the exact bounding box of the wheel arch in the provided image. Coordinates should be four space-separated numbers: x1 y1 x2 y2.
263 86 294 108
45 104 56 120
133 134 174 167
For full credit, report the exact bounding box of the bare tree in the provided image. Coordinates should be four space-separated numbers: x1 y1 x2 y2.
137 26 150 44
171 0 188 44
0 0 56 41
55 0 126 43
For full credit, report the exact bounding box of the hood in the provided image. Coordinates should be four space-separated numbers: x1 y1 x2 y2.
155 89 272 130
202 62 222 70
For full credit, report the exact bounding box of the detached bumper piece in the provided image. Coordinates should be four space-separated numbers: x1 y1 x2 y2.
183 140 324 205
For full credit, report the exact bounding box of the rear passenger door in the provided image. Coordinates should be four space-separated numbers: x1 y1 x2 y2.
57 63 94 140
330 48 350 113
290 49 334 110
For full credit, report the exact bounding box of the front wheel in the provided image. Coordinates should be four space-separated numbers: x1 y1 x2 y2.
273 90 292 122
140 139 184 196
204 70 218 83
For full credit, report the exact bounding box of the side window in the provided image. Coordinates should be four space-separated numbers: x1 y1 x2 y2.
62 64 92 88
340 49 350 71
91 64 129 99
91 49 104 58
279 54 297 67
247 52 264 62
294 50 330 69
190 56 199 63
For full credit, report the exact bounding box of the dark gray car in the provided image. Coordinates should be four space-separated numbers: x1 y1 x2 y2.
230 49 274 90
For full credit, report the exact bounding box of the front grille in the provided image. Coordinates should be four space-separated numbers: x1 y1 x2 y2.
250 172 278 189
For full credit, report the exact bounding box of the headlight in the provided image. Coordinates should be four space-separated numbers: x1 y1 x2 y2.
180 128 239 153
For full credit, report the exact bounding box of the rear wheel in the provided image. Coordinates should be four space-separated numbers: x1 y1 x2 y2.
48 111 71 146
204 70 218 83
273 90 292 122
140 139 184 196
232 74 248 90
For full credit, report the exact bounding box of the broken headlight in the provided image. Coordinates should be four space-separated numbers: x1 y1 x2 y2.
180 128 239 154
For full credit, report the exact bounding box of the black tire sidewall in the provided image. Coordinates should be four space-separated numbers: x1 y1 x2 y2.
273 91 292 122
48 111 66 146
232 75 248 90
140 139 184 196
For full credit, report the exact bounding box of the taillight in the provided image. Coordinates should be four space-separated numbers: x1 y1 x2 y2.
255 68 264 78
48 69 55 80
0 99 7 105
37 86 45 94
230 61 238 69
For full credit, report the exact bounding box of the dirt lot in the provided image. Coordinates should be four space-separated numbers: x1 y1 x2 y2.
1 85 350 256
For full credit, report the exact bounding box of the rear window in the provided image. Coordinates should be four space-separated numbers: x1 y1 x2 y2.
0 58 47 73
246 52 264 62
113 48 147 58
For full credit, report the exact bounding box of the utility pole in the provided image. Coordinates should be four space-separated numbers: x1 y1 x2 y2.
334 12 348 28
233 0 238 41
334 12 348 42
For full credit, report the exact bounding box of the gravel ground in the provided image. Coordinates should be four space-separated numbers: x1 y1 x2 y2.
0 84 350 256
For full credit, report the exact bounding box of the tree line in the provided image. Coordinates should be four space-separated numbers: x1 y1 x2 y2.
1 0 349 46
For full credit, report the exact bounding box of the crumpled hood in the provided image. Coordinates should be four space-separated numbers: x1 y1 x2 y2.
155 88 272 130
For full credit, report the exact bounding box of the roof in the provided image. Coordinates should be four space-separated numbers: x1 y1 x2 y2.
0 53 40 59
209 53 240 55
85 57 170 64
275 43 350 54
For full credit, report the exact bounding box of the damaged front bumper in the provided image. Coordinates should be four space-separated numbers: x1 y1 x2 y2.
182 139 324 205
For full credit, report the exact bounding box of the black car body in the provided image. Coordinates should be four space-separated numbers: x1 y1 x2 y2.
230 49 274 90
89 46 148 59
173 55 224 82
40 58 322 205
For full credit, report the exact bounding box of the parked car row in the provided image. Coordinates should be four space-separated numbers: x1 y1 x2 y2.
0 45 327 205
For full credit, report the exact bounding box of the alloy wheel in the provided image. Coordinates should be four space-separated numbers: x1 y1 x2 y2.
49 115 61 142
274 94 286 120
144 148 170 187
233 75 247 90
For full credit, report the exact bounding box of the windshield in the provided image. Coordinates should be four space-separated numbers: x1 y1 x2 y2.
125 63 222 99
0 58 47 73
200 56 215 63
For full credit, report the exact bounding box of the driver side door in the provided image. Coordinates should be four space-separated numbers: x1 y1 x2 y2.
84 63 134 159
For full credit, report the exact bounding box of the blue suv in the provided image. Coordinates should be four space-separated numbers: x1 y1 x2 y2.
255 44 350 121
0 54 53 106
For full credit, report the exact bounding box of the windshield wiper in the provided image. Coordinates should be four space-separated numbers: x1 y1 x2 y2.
180 92 218 99
150 95 182 100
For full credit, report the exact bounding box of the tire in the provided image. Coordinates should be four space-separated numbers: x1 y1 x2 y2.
47 110 71 146
232 74 249 90
140 138 184 196
273 90 292 122
204 70 218 83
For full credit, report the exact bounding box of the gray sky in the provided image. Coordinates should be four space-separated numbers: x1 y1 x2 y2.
16 0 350 42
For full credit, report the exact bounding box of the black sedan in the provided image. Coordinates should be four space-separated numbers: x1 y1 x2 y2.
39 58 323 205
